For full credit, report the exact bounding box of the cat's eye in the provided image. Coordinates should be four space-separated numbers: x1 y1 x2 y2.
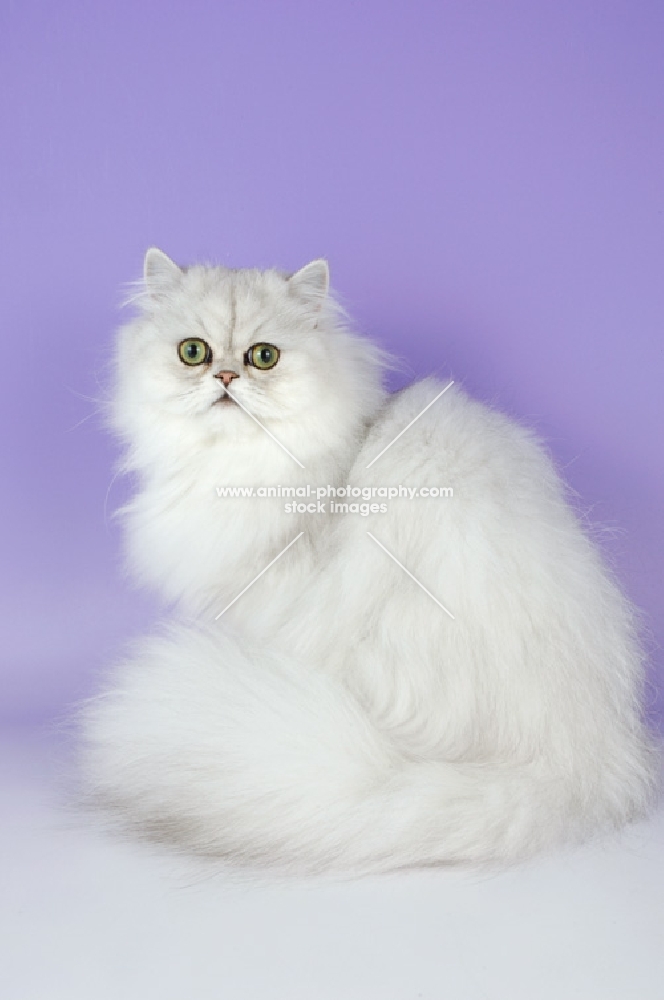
245 343 280 371
178 338 211 366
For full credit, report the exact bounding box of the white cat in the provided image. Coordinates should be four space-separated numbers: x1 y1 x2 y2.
80 249 659 874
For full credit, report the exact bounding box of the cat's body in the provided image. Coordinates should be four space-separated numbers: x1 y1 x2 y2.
80 250 658 873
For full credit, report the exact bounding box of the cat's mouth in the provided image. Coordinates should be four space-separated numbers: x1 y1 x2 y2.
214 391 236 406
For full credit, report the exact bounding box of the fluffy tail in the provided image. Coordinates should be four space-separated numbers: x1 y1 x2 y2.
79 625 655 874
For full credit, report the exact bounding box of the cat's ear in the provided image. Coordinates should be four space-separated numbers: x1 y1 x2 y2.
143 248 182 298
288 259 329 311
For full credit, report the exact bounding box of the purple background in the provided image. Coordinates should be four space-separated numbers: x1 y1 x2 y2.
1 0 662 727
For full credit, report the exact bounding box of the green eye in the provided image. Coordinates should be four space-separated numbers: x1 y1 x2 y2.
178 338 211 366
245 343 280 370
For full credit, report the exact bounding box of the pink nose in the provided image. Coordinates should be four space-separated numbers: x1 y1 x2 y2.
214 370 239 387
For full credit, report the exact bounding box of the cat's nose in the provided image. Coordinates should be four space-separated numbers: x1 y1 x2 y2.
214 370 239 387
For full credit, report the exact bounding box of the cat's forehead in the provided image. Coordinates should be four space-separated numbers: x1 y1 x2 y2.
180 266 287 342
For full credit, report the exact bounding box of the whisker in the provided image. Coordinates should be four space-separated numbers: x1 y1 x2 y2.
66 410 100 433
65 385 102 405
103 468 123 533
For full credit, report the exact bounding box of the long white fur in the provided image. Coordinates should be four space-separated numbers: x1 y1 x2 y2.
80 251 659 874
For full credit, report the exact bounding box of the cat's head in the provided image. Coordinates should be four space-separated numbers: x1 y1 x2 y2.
113 249 387 468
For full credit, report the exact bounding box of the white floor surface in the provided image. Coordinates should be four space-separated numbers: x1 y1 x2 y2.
2 727 663 1000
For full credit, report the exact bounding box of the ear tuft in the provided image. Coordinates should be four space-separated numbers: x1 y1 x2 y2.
288 259 329 310
143 248 182 297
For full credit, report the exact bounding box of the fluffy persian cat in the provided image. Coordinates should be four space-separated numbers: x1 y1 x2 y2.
80 248 658 874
